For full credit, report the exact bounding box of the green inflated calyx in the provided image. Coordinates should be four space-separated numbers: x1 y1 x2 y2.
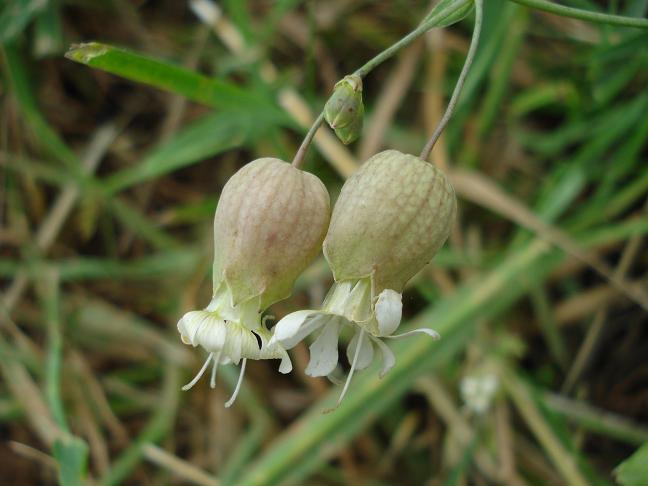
324 74 364 145
323 150 456 295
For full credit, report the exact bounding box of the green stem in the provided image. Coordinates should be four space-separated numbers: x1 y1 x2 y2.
543 392 648 446
291 0 474 169
43 271 69 432
507 0 648 29
420 0 483 161
291 112 325 168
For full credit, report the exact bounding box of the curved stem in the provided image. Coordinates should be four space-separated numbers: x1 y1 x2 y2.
353 23 433 79
291 1 473 168
291 112 325 169
507 0 648 29
420 0 483 161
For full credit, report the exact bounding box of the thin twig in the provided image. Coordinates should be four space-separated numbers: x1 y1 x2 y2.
562 223 644 392
143 444 220 486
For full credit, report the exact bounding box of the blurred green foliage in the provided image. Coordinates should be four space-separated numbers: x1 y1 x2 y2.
1 0 648 484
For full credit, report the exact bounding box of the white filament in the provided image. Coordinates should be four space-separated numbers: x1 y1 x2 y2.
337 329 365 406
209 349 223 389
182 352 213 391
224 358 247 408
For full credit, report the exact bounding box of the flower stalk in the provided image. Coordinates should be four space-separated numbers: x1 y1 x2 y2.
291 0 475 169
420 0 484 160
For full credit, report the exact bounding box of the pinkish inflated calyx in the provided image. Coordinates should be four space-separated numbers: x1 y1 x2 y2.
212 158 330 308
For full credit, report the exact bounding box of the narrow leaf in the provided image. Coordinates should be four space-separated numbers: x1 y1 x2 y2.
65 42 283 114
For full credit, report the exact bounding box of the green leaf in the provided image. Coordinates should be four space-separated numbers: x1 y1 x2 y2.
507 0 648 29
3 43 81 172
102 111 262 195
64 42 284 114
614 443 648 486
0 0 47 43
33 0 64 57
53 435 89 486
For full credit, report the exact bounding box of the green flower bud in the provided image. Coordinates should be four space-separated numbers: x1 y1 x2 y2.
333 103 364 145
213 157 330 309
323 149 456 295
324 74 364 144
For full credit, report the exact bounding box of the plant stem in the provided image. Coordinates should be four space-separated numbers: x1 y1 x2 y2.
507 0 648 29
352 22 435 79
291 112 325 168
420 0 483 161
291 0 474 169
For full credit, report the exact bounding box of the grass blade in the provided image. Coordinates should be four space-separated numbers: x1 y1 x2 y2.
65 42 286 116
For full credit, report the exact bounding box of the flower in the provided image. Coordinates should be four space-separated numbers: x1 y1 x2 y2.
460 373 499 415
178 157 330 406
271 150 456 405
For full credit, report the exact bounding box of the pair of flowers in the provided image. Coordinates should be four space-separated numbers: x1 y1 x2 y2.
177 149 456 407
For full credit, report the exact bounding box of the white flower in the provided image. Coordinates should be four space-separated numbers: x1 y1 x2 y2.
177 156 329 407
178 283 291 407
460 373 499 415
270 277 438 406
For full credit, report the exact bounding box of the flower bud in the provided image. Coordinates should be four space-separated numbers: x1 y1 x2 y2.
324 74 364 144
333 103 364 145
213 157 330 309
323 149 456 294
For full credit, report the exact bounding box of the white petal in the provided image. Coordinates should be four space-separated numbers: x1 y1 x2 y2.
272 310 328 349
385 328 440 340
278 351 293 374
195 317 227 352
322 281 353 315
327 372 344 386
224 326 243 365
346 330 374 371
305 321 341 377
369 336 396 378
343 280 372 322
178 311 227 350
177 311 204 346
375 289 402 336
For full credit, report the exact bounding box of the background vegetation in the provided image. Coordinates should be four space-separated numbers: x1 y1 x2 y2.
1 0 647 484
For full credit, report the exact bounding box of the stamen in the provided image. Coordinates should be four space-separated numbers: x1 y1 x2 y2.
337 329 364 406
209 349 223 389
182 352 213 391
224 358 247 408
385 328 440 340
